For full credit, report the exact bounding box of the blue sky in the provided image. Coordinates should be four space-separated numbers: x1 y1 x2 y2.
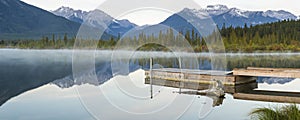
21 0 300 25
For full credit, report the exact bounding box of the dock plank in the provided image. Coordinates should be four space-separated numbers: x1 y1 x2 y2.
247 67 300 71
233 67 300 78
151 68 232 75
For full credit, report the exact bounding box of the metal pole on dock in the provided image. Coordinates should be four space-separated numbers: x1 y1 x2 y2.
150 57 153 99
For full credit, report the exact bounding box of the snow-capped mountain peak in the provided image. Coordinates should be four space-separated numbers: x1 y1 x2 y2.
161 4 298 32
180 8 210 19
51 6 137 36
52 6 87 23
53 6 84 16
187 5 297 21
176 5 297 27
206 4 229 11
56 6 72 12
84 9 113 25
227 8 248 18
205 5 229 16
263 10 297 20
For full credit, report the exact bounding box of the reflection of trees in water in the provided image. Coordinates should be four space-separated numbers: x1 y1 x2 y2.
134 55 300 70
2 54 300 108
227 55 300 70
133 57 211 70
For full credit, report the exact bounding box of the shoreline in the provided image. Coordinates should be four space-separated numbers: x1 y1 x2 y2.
2 48 300 56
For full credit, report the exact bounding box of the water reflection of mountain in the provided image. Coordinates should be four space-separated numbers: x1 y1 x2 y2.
52 62 113 88
257 77 294 84
51 70 295 91
1 50 300 108
0 57 72 106
0 59 140 106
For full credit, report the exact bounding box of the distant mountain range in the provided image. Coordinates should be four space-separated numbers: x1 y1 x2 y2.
161 5 298 34
0 1 298 40
51 6 137 36
51 5 298 38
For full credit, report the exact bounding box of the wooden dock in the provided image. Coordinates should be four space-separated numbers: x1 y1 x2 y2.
233 67 300 78
145 68 256 86
145 67 300 86
144 67 300 104
146 67 300 87
145 78 257 93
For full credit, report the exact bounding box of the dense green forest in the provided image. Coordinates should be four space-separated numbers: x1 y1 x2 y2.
1 19 300 52
220 19 300 52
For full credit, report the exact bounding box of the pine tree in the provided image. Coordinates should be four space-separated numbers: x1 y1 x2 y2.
63 34 68 45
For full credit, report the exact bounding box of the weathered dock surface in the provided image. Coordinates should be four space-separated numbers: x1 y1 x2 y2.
234 90 300 104
145 78 257 93
233 67 300 78
145 68 256 86
145 67 300 104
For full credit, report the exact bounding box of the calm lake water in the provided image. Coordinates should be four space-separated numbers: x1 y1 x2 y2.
0 49 299 120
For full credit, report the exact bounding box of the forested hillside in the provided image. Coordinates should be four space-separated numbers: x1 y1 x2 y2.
220 19 300 52
1 19 300 52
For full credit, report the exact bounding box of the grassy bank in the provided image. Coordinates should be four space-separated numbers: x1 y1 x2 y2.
250 104 300 120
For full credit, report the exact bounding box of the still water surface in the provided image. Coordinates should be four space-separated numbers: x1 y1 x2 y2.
0 49 299 120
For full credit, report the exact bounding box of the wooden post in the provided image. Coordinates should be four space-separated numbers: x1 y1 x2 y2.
150 57 153 99
179 57 182 93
